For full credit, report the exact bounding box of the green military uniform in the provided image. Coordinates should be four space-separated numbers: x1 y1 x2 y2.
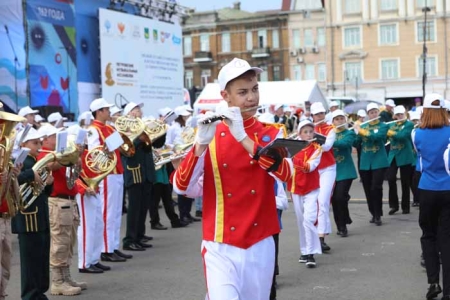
356 120 389 171
122 138 155 247
387 120 415 166
333 129 357 181
379 110 393 123
13 155 52 300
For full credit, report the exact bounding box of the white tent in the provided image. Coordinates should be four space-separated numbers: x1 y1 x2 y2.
193 80 327 114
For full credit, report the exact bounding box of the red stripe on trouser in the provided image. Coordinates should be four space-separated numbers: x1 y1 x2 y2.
201 246 209 299
80 195 87 269
103 177 109 253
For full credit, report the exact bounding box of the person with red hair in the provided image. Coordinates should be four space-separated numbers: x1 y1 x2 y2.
413 93 450 300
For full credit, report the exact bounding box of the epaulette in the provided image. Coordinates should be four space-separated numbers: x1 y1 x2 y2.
261 122 287 138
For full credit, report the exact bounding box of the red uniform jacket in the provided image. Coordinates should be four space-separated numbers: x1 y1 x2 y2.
315 123 336 170
288 143 322 196
174 118 291 249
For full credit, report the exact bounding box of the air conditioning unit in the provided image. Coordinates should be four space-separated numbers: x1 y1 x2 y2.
297 57 304 63
290 50 298 57
299 47 307 54
312 46 319 53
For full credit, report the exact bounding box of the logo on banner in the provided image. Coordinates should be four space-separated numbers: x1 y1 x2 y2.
172 35 181 45
160 31 171 43
132 25 140 38
153 29 158 42
117 22 125 35
105 63 115 86
144 27 150 39
104 20 112 33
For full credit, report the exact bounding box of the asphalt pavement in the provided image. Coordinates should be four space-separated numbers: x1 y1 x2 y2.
6 179 430 300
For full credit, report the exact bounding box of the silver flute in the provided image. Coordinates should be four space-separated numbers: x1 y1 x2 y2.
200 106 262 125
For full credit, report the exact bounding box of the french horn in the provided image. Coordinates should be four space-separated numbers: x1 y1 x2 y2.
79 145 117 190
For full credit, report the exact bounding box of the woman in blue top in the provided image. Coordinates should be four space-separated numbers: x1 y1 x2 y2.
412 93 450 300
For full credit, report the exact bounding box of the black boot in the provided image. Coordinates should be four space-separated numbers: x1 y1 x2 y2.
320 237 330 252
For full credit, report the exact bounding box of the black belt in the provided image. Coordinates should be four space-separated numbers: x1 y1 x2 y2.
0 212 10 219
54 194 76 201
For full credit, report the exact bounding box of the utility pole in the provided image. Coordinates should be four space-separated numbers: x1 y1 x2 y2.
422 1 431 103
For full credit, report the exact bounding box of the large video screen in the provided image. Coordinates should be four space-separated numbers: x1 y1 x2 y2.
99 8 184 117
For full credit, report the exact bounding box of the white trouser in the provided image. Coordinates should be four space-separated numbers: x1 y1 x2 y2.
292 190 322 255
98 174 124 253
202 237 275 300
318 165 336 235
77 193 103 269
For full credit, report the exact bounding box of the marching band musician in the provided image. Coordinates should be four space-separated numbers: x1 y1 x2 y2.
413 93 450 300
354 109 367 179
311 101 336 252
288 120 323 268
386 105 415 215
76 133 108 274
88 99 128 263
37 124 86 296
12 107 39 159
121 102 155 251
0 164 21 300
331 110 357 237
173 58 292 300
353 103 389 226
168 106 199 224
409 111 421 207
13 128 53 300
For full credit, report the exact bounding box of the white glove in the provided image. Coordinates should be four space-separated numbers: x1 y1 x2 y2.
219 106 247 142
195 111 219 145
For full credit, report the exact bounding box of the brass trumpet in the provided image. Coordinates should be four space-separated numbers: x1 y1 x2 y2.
154 126 195 170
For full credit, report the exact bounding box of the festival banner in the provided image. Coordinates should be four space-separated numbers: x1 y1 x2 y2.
26 0 77 113
0 0 27 111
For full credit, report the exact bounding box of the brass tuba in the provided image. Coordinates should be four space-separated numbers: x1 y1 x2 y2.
19 140 79 211
80 146 117 190
0 112 26 216
115 116 146 156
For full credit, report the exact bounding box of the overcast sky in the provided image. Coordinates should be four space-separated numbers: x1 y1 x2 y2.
178 0 281 12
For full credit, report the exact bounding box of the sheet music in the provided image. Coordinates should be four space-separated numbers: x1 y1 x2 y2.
56 131 68 153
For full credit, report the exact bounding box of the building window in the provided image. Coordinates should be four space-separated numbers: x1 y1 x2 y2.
344 62 362 82
305 64 315 80
246 31 253 50
293 65 302 80
380 0 398 10
273 66 281 81
294 0 323 10
184 70 193 89
417 21 435 42
260 68 269 81
201 69 211 87
222 32 231 53
417 0 434 8
379 24 397 45
381 59 399 79
183 36 192 56
345 0 361 14
344 27 361 48
418 56 437 77
200 34 210 51
272 30 279 49
317 28 326 47
318 63 326 82
304 29 314 47
293 29 301 49
258 29 267 48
